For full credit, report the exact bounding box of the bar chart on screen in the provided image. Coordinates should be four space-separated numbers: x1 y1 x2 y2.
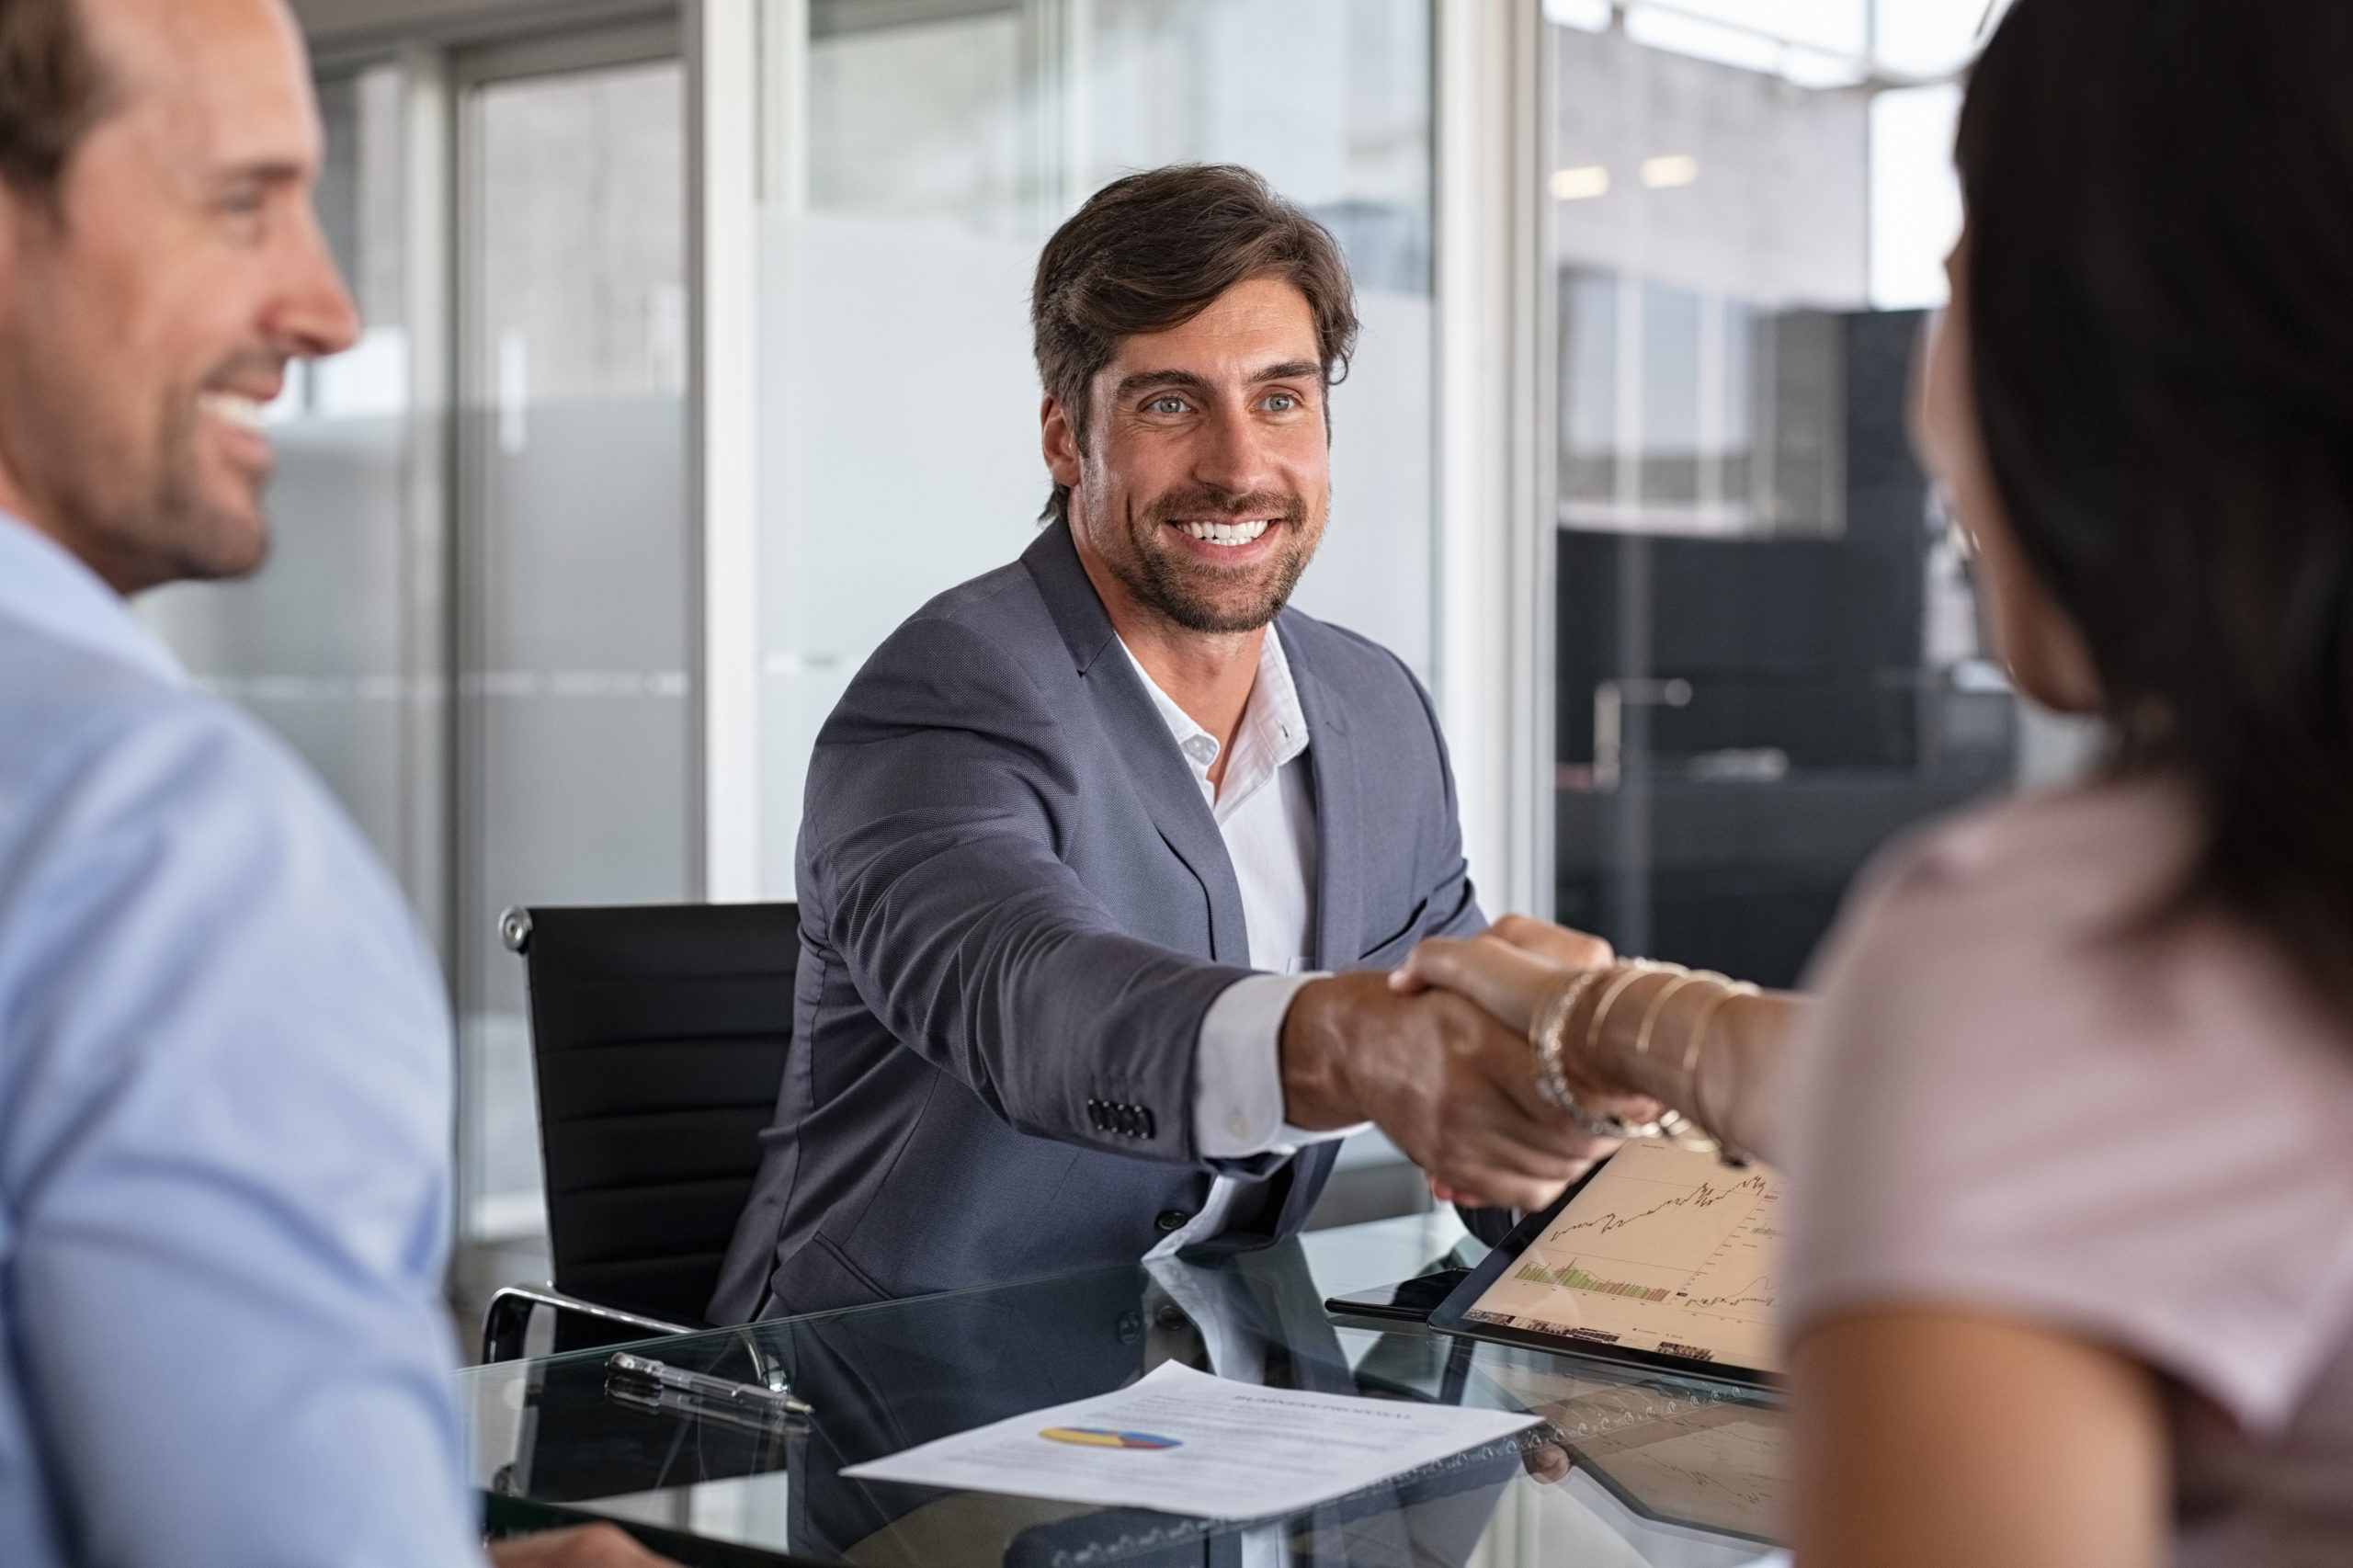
1465 1142 1784 1372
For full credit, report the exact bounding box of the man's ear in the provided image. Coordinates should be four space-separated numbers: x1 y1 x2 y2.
0 173 67 308
0 187 24 299
1040 393 1083 488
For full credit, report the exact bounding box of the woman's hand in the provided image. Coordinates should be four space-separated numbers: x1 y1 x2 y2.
1482 913 1620 972
1387 915 1613 1033
1393 918 1664 1207
1389 934 1570 1035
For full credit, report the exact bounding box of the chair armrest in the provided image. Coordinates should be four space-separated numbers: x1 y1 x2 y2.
481 1283 699 1363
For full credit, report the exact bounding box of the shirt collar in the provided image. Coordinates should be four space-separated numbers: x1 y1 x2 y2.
1235 625 1309 771
0 513 186 685
1119 625 1311 812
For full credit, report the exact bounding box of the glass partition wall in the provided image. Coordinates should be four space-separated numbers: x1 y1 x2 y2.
1543 2 2028 985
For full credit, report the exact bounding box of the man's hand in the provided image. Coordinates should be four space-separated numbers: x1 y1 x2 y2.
488 1523 681 1567
1279 971 1617 1211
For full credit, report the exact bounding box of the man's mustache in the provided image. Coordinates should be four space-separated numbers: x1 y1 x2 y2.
194 347 292 400
1138 487 1309 530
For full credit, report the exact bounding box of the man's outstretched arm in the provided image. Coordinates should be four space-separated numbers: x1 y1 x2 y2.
805 615 1256 1165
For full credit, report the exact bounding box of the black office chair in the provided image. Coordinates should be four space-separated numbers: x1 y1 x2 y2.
482 901 798 1362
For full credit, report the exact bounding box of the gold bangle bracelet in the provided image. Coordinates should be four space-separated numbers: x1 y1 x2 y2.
1638 970 1731 1154
1677 979 1750 1081
1655 1107 1722 1155
1679 980 1761 1166
1584 961 1681 1063
1632 969 1722 1062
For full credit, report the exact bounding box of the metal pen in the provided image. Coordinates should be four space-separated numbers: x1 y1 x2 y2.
606 1351 815 1419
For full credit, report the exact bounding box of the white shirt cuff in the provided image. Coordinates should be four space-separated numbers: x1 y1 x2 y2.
1194 971 1367 1159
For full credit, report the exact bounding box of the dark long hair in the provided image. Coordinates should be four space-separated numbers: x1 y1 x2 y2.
1960 0 2353 1020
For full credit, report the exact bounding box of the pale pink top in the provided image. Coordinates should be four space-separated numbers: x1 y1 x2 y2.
1783 780 2353 1564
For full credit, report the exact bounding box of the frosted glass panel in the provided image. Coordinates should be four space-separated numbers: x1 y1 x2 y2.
460 59 689 1239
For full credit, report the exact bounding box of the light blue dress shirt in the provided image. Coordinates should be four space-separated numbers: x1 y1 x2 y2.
0 516 482 1565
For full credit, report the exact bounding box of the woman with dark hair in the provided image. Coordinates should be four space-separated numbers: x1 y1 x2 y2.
1400 0 2353 1560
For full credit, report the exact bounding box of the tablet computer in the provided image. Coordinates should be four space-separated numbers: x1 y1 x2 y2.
1427 1140 1783 1390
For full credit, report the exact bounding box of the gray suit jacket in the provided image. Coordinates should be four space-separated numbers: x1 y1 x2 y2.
710 520 1484 1321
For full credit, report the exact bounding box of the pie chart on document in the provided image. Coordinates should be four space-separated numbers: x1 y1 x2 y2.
1039 1426 1183 1451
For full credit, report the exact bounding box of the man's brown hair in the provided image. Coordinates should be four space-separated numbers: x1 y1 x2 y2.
0 0 108 205
1031 164 1358 524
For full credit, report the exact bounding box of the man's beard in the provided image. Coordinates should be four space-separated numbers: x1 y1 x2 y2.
146 389 269 582
40 373 273 590
1104 482 1321 635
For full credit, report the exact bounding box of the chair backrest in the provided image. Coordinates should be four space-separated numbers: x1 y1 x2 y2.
511 902 798 1325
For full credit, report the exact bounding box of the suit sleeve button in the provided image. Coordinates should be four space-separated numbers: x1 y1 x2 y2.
1155 1209 1192 1233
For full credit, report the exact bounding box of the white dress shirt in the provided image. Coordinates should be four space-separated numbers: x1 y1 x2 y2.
1118 631 1366 1260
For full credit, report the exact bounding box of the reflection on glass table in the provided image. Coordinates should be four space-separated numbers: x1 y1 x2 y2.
460 1214 1783 1568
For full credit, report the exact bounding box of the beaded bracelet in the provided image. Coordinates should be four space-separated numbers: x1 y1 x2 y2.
1529 964 1662 1141
1528 967 1608 1119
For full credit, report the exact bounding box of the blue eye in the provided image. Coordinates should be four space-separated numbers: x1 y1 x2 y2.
1264 392 1298 412
1151 396 1187 415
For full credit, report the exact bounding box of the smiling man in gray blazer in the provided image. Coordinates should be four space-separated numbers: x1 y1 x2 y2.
712 165 1608 1320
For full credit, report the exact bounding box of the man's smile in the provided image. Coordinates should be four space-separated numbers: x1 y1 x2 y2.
1172 517 1272 547
197 389 271 433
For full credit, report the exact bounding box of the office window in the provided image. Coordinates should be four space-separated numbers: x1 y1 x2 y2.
1544 3 2029 985
756 0 1436 896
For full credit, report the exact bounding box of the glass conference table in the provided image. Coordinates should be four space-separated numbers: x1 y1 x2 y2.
460 1214 1787 1568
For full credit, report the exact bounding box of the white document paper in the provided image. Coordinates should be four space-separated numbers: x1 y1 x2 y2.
838 1360 1540 1522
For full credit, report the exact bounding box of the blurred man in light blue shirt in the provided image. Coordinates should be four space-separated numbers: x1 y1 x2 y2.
0 1 665 1563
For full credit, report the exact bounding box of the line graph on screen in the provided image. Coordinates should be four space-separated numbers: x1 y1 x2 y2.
1464 1142 1784 1372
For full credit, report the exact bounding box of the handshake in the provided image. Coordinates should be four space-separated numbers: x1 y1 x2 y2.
1279 915 1784 1211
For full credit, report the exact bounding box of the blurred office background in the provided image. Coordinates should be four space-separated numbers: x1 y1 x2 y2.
137 0 2073 1336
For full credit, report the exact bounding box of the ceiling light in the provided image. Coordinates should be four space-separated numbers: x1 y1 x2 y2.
1551 164 1611 201
1640 153 1699 189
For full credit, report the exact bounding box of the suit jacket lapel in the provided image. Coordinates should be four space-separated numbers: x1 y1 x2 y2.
1022 522 1252 965
1284 619 1364 973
